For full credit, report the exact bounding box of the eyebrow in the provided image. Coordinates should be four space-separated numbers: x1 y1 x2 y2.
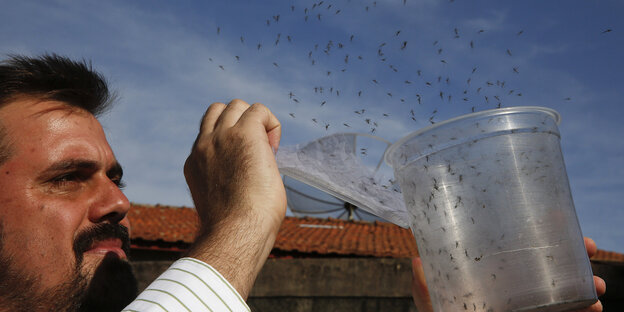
40 159 124 178
45 159 99 172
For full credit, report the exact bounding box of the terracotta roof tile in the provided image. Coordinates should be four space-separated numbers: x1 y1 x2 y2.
594 249 624 262
128 203 623 261
128 203 198 244
272 217 418 258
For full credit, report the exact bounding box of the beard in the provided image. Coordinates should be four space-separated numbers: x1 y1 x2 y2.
77 251 138 312
0 252 88 311
0 222 138 311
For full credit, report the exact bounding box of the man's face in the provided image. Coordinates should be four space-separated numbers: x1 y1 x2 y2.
0 98 135 309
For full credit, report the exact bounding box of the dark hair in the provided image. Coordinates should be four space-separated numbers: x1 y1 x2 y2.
0 53 114 115
0 53 115 164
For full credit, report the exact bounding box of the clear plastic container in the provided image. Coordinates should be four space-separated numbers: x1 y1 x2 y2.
385 107 597 312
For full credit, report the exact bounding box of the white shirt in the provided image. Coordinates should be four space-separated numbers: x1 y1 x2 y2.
122 257 250 312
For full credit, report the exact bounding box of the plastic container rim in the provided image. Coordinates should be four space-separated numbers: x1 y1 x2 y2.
384 106 561 168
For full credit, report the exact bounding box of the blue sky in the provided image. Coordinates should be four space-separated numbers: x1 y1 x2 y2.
1 0 622 253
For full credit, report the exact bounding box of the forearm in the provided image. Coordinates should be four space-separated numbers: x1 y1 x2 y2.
182 100 286 299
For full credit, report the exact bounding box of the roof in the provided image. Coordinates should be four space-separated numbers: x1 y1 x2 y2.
274 216 418 258
594 249 624 263
128 203 624 261
128 203 417 258
128 203 198 245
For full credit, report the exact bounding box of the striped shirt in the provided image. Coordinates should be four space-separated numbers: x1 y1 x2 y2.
122 257 250 312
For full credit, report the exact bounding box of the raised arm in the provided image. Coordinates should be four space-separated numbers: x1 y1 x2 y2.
183 99 287 299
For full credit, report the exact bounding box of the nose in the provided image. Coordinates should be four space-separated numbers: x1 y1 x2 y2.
88 177 131 225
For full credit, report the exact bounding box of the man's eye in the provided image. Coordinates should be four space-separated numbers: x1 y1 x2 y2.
52 173 80 184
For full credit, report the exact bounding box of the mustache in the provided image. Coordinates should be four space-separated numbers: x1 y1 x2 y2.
73 223 130 265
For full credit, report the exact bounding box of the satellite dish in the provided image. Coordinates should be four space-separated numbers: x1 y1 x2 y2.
284 175 382 222
281 132 398 223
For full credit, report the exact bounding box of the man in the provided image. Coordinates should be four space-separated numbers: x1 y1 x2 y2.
0 54 605 311
0 54 284 311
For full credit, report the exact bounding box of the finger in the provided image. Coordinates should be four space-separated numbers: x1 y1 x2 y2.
199 102 227 134
571 277 605 312
584 237 597 259
235 103 282 152
215 99 251 129
574 300 602 312
594 276 606 297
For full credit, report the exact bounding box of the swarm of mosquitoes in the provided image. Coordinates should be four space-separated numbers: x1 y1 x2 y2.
208 0 612 138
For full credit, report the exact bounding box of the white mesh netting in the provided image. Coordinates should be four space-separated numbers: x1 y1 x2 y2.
276 133 409 227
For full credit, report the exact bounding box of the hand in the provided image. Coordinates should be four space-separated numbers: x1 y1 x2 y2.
573 237 606 312
411 237 607 312
183 99 286 299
